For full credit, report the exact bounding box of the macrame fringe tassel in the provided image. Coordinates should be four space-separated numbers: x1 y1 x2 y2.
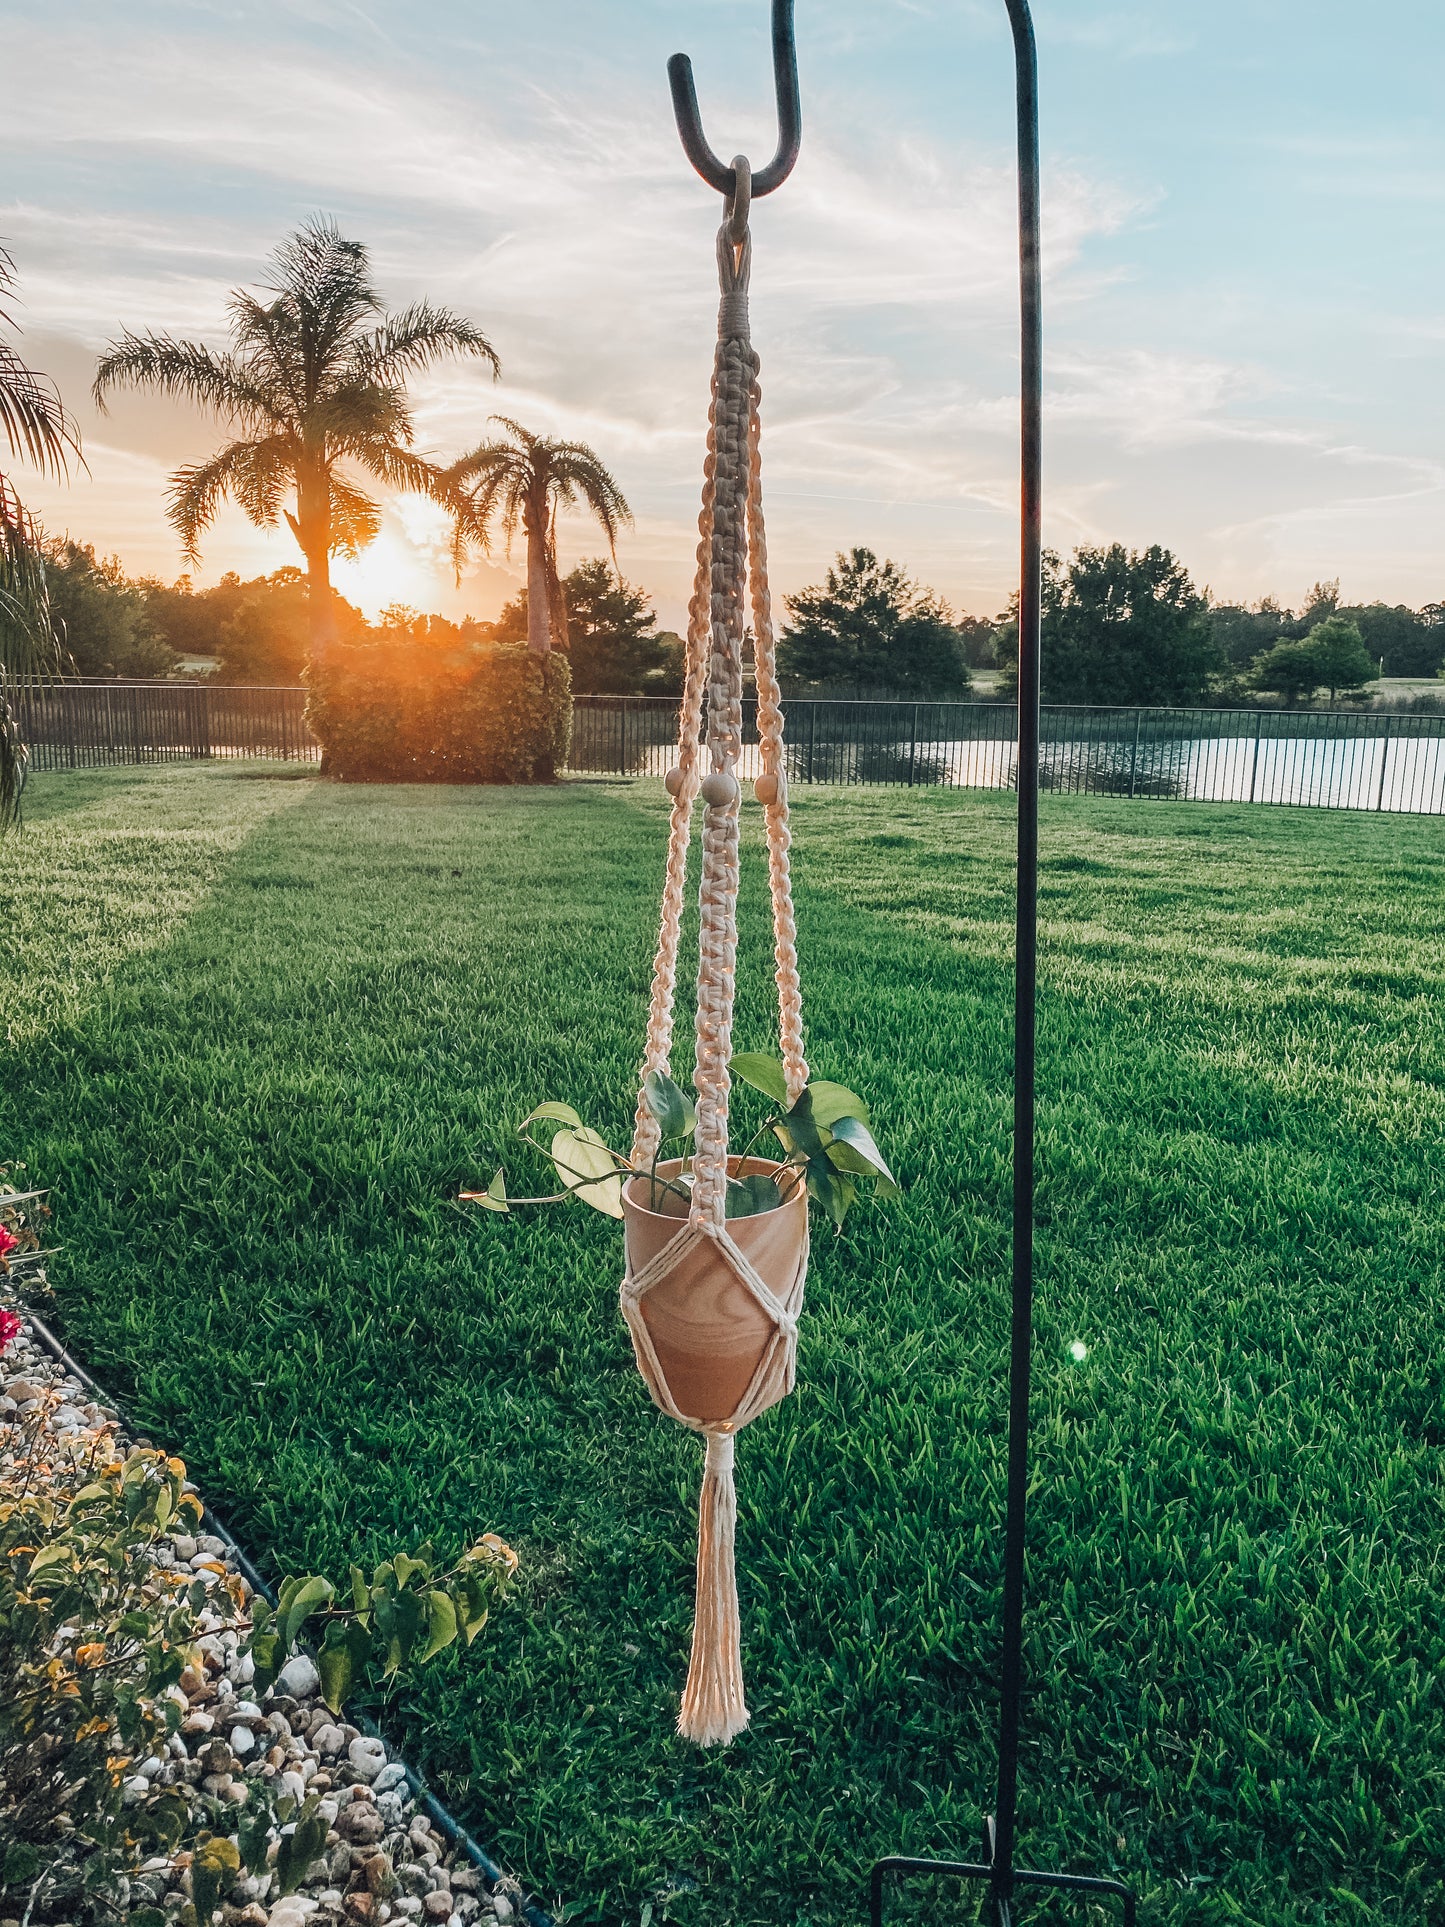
677 1430 749 1746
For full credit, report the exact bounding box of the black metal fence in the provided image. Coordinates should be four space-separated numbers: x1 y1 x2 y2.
11 684 1445 815
11 680 317 768
569 696 1445 815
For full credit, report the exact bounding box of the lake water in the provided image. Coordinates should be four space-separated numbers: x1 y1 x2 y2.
634 730 1445 815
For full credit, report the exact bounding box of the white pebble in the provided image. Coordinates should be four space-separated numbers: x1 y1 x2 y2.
348 1736 388 1782
372 1763 408 1795
267 1900 317 1927
230 1725 256 1757
276 1655 320 1698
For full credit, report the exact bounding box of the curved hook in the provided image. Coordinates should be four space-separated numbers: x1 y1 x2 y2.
666 0 801 200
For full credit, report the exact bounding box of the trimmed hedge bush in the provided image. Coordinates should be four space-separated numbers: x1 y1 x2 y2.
307 641 572 783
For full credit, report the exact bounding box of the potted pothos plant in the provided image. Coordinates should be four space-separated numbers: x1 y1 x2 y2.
464 1056 898 1427
464 1052 898 1227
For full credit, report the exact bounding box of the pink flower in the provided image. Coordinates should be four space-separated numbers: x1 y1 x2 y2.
0 1225 17 1258
0 1308 19 1352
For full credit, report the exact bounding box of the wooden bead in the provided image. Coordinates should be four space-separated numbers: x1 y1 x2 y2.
700 770 739 808
663 765 685 796
754 771 780 807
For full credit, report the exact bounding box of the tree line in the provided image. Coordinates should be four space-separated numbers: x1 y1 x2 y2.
31 541 687 693
29 526 1445 714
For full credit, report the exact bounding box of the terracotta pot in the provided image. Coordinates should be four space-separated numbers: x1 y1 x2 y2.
622 1156 809 1425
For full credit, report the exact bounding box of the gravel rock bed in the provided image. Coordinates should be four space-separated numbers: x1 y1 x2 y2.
1 1315 532 1927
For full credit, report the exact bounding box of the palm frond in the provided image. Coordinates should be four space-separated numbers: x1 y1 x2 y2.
443 420 629 584
0 245 83 480
263 217 382 398
444 448 529 571
93 332 277 427
325 470 383 558
229 436 298 529
345 441 460 506
0 342 81 480
167 437 296 565
0 476 55 674
350 302 500 386
547 442 632 558
0 474 56 831
445 440 529 491
315 382 415 451
489 416 542 455
228 293 308 415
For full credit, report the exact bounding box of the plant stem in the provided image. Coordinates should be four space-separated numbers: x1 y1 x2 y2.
775 1162 808 1204
735 1115 782 1168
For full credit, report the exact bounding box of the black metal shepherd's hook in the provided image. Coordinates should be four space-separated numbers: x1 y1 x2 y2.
667 0 801 200
667 4 1136 1924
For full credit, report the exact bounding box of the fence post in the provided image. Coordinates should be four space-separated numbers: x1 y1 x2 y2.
1128 708 1142 799
807 702 816 784
1375 714 1393 812
908 703 919 786
1248 712 1263 804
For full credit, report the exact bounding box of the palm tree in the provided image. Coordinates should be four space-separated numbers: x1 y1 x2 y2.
93 217 499 667
448 418 630 653
1 244 80 828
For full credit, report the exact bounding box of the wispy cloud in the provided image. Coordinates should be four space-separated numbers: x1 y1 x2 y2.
2 0 1443 615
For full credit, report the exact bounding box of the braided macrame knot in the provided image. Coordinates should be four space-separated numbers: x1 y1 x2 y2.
624 176 810 1748
718 290 750 339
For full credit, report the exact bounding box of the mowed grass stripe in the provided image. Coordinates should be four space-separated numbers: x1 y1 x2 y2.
2 764 1443 1926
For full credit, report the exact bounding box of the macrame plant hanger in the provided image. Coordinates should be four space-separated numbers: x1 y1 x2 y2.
658 2 1142 1920
618 0 806 1751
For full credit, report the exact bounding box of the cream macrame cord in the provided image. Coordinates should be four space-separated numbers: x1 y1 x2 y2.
621 159 810 1746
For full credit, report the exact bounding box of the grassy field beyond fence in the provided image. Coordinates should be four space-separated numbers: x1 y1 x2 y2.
2 764 1444 1927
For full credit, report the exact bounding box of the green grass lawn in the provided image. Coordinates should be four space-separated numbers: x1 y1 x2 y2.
3 763 1444 1927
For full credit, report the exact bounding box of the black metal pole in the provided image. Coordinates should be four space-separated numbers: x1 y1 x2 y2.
991 3 1042 1914
870 6 1132 1921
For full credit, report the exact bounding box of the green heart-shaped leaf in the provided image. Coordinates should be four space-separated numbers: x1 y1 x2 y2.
520 1099 584 1130
642 1070 696 1141
827 1114 896 1186
724 1173 784 1217
551 1127 624 1218
806 1081 870 1127
729 1053 789 1106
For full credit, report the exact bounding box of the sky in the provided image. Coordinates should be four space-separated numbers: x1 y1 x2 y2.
2 0 1443 629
